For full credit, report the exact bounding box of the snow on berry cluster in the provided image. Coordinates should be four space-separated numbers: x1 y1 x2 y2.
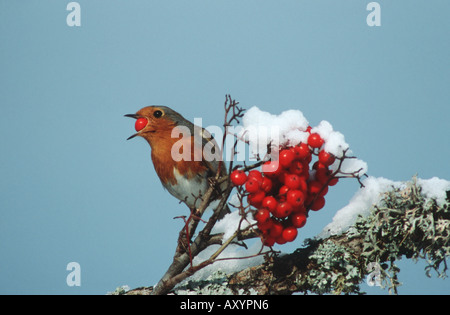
230 107 368 246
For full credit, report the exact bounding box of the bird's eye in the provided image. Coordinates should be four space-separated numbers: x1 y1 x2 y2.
153 110 163 118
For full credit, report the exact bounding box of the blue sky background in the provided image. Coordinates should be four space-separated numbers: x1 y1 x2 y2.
0 1 449 294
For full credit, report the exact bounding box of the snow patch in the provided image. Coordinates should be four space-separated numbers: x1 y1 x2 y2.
213 210 255 241
240 107 367 176
318 177 404 239
318 176 450 239
417 177 450 207
240 106 309 158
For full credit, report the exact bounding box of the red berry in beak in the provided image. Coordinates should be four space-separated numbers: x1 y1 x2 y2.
135 118 148 132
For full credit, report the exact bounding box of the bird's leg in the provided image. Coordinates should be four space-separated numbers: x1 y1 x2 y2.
174 214 193 267
185 207 207 267
207 177 223 200
189 206 206 223
207 176 217 188
174 207 207 267
185 211 194 268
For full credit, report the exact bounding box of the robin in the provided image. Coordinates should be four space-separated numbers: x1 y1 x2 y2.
125 106 230 218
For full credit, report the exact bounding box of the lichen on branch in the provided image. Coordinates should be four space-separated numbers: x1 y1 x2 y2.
225 177 450 295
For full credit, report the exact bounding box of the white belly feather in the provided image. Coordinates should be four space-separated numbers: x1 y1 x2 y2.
165 168 209 209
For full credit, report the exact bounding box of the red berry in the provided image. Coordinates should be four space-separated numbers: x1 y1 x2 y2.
310 196 325 211
288 160 304 175
260 177 273 193
285 174 301 190
254 209 270 224
291 213 307 228
262 236 275 247
279 149 295 168
248 170 263 181
262 196 278 213
278 185 290 197
245 178 261 193
135 118 148 132
282 226 298 242
247 190 266 207
295 143 311 160
277 185 289 202
318 150 336 166
315 167 331 184
308 133 324 148
319 185 329 197
257 218 273 232
289 147 301 161
262 161 282 177
287 190 305 208
308 180 323 195
313 161 327 170
292 203 307 214
275 235 287 245
308 180 328 196
278 171 288 185
328 177 339 186
298 176 308 192
273 202 293 218
230 170 247 186
268 220 284 238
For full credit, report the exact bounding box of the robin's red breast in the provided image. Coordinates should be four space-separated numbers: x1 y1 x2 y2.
125 106 230 217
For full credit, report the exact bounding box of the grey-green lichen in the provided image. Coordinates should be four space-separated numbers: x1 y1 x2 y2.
304 239 361 294
107 285 131 295
296 177 449 295
356 177 449 293
174 270 235 295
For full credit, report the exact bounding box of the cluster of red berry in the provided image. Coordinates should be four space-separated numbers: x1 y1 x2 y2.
230 130 339 246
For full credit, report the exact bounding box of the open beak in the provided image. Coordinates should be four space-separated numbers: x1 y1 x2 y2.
124 114 139 140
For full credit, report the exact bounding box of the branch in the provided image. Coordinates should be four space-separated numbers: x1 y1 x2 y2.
124 177 450 295
227 177 450 295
